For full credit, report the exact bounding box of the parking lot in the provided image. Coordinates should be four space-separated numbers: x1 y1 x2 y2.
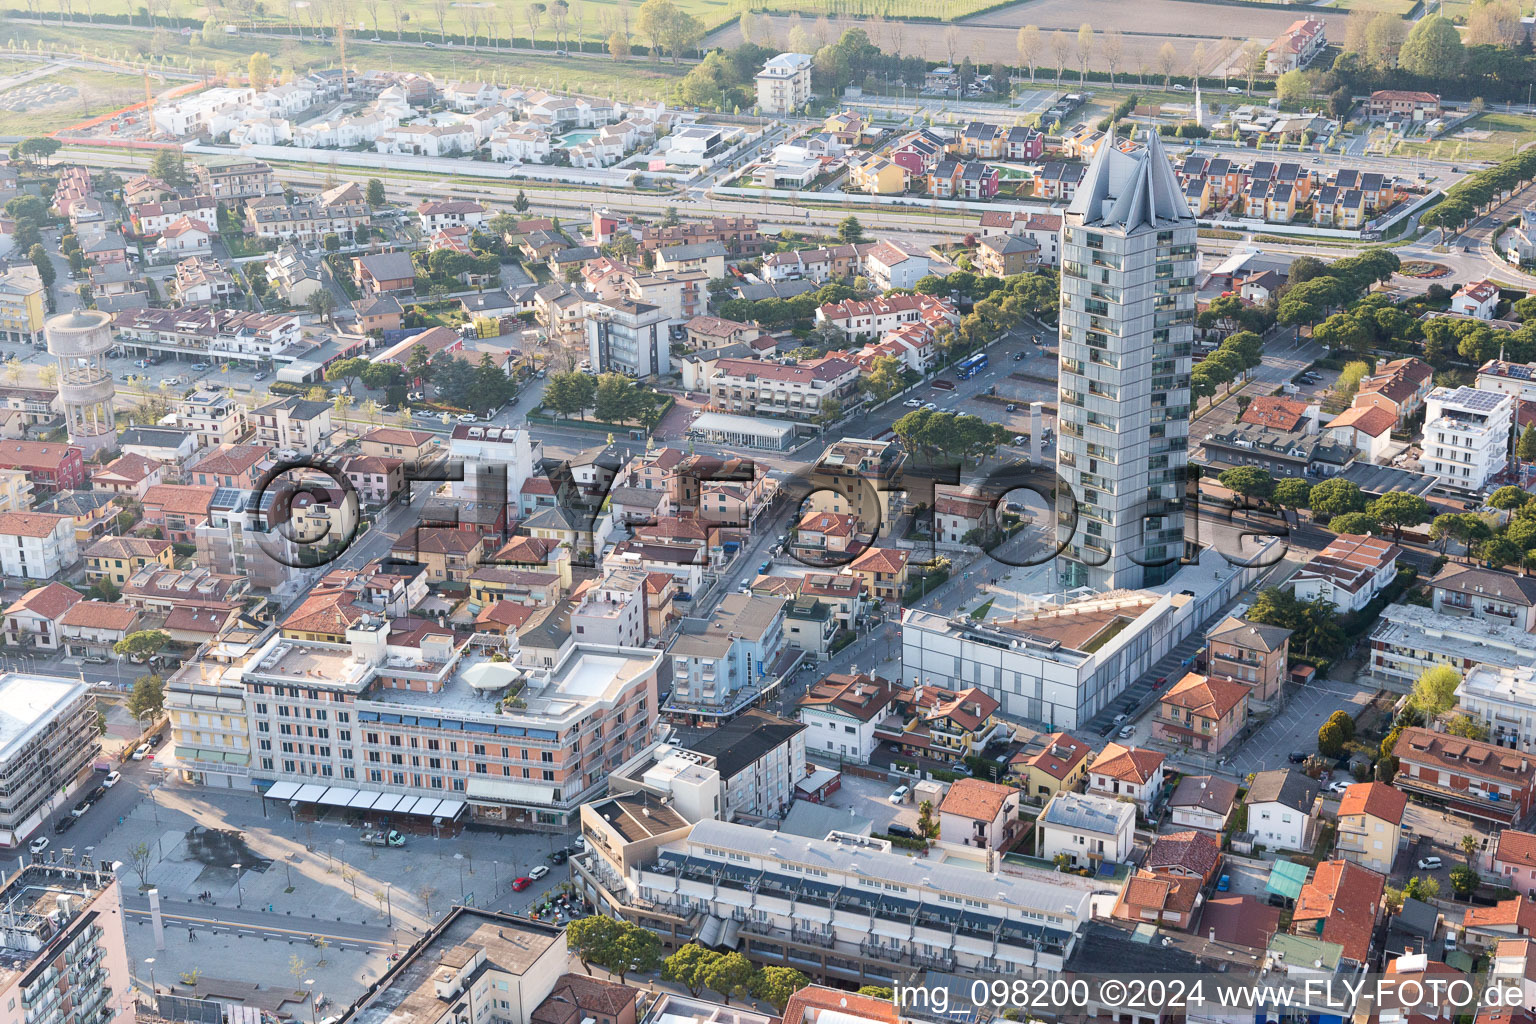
817 772 915 834
1225 677 1379 777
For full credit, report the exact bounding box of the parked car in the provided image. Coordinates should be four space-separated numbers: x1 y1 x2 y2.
902 399 922 408
887 823 916 839
457 413 477 423
103 771 122 788
190 362 209 371
132 743 151 760
1328 780 1351 793
511 876 532 891
70 799 91 818
922 402 937 411
54 816 76 834
30 836 49 855
759 560 771 574
1118 724 1135 738
254 370 268 381
530 865 550 881
1216 874 1230 891
1287 751 1309 764
548 849 569 864
1417 856 1443 870
889 785 910 804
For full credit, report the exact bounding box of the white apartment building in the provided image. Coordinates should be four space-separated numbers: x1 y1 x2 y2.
238 625 661 827
1421 385 1512 491
0 675 98 846
110 307 303 365
0 511 79 579
755 53 814 115
667 593 788 722
177 390 248 449
681 709 805 820
899 549 1264 731
704 356 860 423
600 819 1090 980
1057 131 1196 590
586 297 671 378
0 862 136 1024
796 672 893 764
570 569 646 647
1037 791 1137 867
1458 663 1536 751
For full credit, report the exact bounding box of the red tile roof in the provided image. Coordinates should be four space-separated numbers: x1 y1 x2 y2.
1019 732 1092 780
1498 831 1536 871
1466 897 1536 934
939 778 1015 822
1091 742 1165 785
59 600 140 630
4 582 83 620
1162 672 1249 720
1337 781 1407 825
0 512 71 538
1292 860 1384 963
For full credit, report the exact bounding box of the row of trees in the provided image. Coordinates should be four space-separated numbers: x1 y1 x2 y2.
566 917 811 1010
1190 331 1262 407
1422 144 1536 238
1216 468 1434 541
544 370 664 427
892 408 1012 461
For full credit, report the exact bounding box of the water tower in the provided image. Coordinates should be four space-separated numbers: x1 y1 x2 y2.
45 310 118 458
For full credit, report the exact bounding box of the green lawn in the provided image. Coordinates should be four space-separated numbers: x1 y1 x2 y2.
1395 111 1536 164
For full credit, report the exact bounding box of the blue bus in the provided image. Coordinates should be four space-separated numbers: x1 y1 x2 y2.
956 353 989 379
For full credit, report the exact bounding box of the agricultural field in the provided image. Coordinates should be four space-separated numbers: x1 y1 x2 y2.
0 66 177 135
1394 111 1536 164
3 22 689 108
1319 0 1417 14
956 0 1352 33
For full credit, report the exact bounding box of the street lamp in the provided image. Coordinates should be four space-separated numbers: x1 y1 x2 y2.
454 853 465 902
232 863 243 908
384 881 393 926
305 979 318 1024
144 957 156 997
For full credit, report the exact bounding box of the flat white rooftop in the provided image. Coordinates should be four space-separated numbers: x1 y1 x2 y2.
0 675 89 764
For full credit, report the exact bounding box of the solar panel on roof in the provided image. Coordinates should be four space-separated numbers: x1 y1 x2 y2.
1451 387 1506 411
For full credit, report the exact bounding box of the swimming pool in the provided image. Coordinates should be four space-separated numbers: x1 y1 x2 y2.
556 129 597 146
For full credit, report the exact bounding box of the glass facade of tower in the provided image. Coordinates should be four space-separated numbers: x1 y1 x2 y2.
1057 148 1197 591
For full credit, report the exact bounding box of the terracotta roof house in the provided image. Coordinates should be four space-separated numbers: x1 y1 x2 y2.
1290 532 1402 613
531 975 639 1024
84 534 174 585
1494 830 1536 899
1154 672 1250 754
1336 780 1407 874
3 581 82 650
1464 897 1536 950
141 483 219 543
1292 859 1385 966
1086 742 1166 815
848 545 909 602
938 777 1022 851
1393 726 1536 825
1241 395 1314 432
1113 870 1202 929
1013 731 1094 802
59 599 142 659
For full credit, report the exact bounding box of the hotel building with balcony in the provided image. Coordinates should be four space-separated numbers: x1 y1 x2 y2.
571 816 1091 987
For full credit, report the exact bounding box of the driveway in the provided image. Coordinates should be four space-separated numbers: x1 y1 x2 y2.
1225 677 1378 777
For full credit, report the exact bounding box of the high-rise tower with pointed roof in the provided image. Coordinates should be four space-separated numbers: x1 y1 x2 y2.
1056 130 1197 590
